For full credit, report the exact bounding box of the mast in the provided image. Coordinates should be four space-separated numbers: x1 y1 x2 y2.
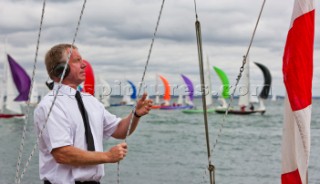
238 55 250 108
195 14 215 184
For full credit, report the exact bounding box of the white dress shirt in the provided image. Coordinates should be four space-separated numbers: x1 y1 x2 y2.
34 84 121 184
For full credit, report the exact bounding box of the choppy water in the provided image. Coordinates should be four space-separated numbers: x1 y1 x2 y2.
1 98 320 184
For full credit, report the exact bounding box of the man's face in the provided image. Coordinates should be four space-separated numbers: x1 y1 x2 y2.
63 48 86 86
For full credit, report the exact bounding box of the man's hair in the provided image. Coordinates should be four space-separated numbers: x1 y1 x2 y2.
45 43 77 79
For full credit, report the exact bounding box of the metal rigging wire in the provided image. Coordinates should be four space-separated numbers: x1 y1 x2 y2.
14 0 46 183
192 0 266 183
117 1 166 183
211 0 267 155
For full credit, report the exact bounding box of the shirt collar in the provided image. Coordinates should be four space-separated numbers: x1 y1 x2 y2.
53 83 78 96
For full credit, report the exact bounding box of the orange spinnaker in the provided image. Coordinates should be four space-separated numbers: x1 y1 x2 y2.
159 75 170 101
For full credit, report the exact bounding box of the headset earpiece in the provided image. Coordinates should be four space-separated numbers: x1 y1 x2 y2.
53 63 70 79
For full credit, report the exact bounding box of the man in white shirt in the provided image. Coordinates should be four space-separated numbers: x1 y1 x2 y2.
34 43 152 184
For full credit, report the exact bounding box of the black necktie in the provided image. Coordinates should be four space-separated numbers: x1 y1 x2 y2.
75 91 95 151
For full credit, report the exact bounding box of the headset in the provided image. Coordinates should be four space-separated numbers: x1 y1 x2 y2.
52 62 70 79
45 62 71 90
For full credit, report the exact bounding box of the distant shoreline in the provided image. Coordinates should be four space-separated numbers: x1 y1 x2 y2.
109 95 320 99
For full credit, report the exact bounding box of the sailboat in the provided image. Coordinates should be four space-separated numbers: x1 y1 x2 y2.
95 75 111 108
213 66 230 110
180 74 194 106
151 75 169 109
152 75 193 110
215 57 272 115
110 80 137 106
182 57 215 114
159 74 194 110
0 54 31 118
152 74 161 108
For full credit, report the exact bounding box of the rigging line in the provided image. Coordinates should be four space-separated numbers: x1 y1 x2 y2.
116 0 166 183
193 0 214 183
17 1 87 183
124 0 165 144
210 0 266 155
14 0 46 183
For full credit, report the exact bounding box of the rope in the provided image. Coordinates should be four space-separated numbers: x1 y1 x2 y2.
210 0 266 155
16 1 87 183
14 0 46 183
116 0 166 183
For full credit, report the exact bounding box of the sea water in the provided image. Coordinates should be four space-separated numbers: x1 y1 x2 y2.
1 98 320 184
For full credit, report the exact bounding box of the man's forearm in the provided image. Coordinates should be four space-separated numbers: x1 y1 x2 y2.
51 146 108 166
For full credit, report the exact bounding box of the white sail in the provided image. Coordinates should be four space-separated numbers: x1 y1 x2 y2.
257 97 266 111
184 95 193 106
121 95 133 105
120 81 136 105
155 95 160 104
95 75 110 108
250 93 259 104
30 80 39 104
176 94 183 105
238 55 250 108
154 74 160 104
249 61 259 104
218 97 228 108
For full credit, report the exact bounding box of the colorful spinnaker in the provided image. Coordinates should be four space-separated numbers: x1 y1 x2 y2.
213 66 230 109
159 75 170 106
254 62 271 99
213 66 230 99
82 59 95 96
180 74 194 105
0 54 31 118
7 54 31 101
127 80 137 101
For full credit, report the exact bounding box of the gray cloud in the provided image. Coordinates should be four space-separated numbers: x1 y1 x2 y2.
0 0 319 97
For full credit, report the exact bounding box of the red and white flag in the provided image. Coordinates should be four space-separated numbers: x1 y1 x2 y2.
281 0 315 184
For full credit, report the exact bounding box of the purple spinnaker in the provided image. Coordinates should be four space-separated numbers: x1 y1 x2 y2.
7 54 31 101
181 74 194 101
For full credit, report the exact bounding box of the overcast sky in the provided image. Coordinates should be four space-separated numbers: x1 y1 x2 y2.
0 0 319 97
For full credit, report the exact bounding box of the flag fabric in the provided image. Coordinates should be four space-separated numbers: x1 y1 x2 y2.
281 0 315 184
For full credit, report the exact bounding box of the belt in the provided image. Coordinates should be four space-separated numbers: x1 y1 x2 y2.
44 180 100 184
